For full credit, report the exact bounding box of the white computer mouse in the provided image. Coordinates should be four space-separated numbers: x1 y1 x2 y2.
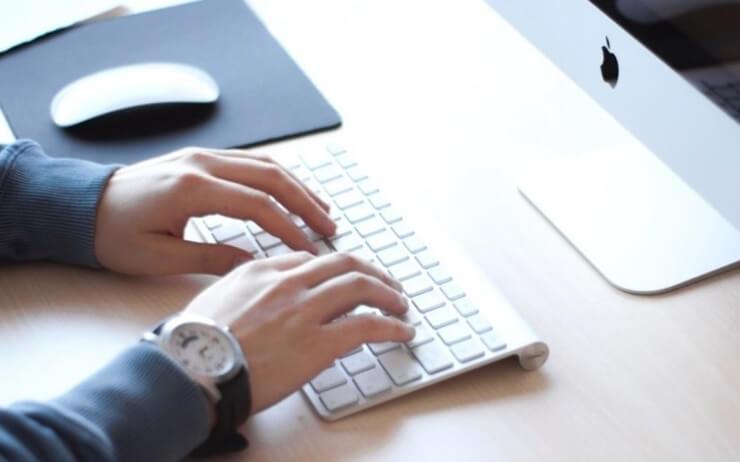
50 62 219 128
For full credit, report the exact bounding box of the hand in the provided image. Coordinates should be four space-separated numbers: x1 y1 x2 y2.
185 252 415 414
95 147 336 275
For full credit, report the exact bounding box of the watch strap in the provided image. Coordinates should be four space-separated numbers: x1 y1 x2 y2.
191 366 252 457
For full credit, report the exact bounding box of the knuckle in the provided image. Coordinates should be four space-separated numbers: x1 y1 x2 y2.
249 190 274 210
262 163 285 181
348 272 374 291
173 170 207 190
184 149 212 165
334 252 361 272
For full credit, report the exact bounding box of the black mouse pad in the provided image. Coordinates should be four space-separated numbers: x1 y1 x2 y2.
0 0 341 163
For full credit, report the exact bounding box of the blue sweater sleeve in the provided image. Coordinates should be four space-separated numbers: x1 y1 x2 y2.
0 140 213 460
0 343 212 462
0 139 118 267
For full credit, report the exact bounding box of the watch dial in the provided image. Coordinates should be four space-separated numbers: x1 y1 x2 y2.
169 323 235 377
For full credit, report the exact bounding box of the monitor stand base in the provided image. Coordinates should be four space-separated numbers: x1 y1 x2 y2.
518 142 740 294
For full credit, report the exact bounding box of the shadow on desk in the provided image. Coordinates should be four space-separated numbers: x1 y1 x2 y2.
233 358 551 462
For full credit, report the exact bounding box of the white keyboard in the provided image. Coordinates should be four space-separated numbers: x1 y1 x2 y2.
192 142 549 420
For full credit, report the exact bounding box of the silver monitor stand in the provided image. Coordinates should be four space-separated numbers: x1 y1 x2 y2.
518 141 740 294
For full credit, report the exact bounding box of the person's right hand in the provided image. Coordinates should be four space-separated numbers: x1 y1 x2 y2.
185 251 415 414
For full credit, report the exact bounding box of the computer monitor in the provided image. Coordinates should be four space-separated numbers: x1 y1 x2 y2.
485 1 740 293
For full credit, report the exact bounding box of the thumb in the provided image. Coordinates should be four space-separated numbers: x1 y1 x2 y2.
146 235 253 275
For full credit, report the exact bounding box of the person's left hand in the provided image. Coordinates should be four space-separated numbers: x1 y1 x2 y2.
94 147 336 275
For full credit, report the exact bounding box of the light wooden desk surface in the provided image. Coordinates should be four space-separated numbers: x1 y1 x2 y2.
1 0 739 460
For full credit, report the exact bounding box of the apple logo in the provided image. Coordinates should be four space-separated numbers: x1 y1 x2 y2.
600 36 619 88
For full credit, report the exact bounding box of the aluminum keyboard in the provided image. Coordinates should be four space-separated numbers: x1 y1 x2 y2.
192 143 549 420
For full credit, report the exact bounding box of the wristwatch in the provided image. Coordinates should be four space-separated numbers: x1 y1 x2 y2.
142 313 252 456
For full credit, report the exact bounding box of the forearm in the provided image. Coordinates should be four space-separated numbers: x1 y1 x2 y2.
0 140 119 266
0 343 211 462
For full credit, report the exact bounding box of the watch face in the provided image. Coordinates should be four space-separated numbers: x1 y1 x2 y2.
168 323 236 377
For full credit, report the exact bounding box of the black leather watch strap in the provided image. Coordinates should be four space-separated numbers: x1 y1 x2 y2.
191 366 252 457
147 316 252 457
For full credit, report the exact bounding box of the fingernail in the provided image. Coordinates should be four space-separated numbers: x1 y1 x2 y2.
308 242 319 255
400 295 409 311
404 324 416 339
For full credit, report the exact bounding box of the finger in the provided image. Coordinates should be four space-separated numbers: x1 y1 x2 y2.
201 155 335 236
323 315 415 357
206 148 331 212
254 250 315 271
141 235 252 275
303 271 409 323
286 252 402 291
188 179 319 254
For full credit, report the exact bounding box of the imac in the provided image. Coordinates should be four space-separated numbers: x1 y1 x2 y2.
485 0 740 294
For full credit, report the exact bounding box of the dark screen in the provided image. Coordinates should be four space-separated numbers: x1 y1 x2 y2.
590 0 740 121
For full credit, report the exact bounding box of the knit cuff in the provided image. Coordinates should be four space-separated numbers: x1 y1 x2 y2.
0 139 119 267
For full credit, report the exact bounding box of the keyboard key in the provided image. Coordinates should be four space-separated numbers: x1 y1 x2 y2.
480 331 507 352
290 164 312 181
333 218 354 238
368 341 401 355
366 231 397 252
203 215 223 229
319 383 359 412
438 322 472 345
301 151 333 170
316 241 333 255
341 350 376 375
402 273 433 297
356 179 379 196
211 219 246 243
378 349 424 386
266 243 293 257
277 153 302 170
425 306 459 329
453 298 479 317
349 245 375 262
427 266 452 285
403 235 427 254
345 204 375 224
412 340 454 374
324 176 354 196
440 282 466 301
388 259 421 281
311 366 347 393
467 313 493 334
391 307 423 326
334 190 365 210
380 208 402 224
369 195 391 210
415 250 439 269
314 163 343 183
391 222 414 239
246 221 264 235
355 216 386 238
256 233 282 250
451 338 485 363
326 143 347 156
353 367 392 398
376 245 409 267
289 214 306 228
405 323 434 348
341 346 364 358
412 289 446 313
223 235 259 254
345 165 368 182
331 233 364 252
337 154 358 169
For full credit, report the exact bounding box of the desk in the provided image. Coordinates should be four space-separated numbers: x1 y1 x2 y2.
1 0 739 460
